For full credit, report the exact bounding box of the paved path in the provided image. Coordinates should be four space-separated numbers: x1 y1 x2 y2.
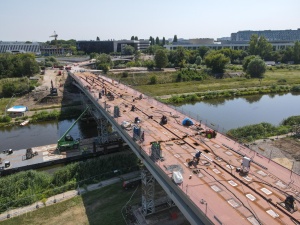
0 171 140 222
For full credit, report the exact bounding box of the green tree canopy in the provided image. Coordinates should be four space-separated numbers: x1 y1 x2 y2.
246 57 266 78
123 45 135 55
173 35 178 42
96 36 100 41
154 49 168 69
248 35 273 60
294 41 300 64
95 53 113 73
155 37 160 45
162 37 166 46
204 51 230 73
242 55 257 71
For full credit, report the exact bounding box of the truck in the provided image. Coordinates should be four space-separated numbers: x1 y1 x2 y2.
57 107 89 151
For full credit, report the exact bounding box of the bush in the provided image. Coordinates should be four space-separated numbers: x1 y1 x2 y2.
122 71 129 78
149 75 157 84
0 115 11 123
291 85 300 92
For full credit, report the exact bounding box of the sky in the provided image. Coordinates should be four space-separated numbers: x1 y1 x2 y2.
1 0 300 42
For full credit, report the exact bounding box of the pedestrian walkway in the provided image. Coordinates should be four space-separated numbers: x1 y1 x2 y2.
0 171 140 222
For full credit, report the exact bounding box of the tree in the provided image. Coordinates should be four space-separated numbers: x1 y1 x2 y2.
149 36 153 45
162 37 166 46
134 36 138 40
242 55 256 71
155 37 160 45
174 46 187 68
204 51 230 73
294 41 300 64
123 45 135 55
246 57 266 78
198 46 210 58
249 34 273 60
95 53 113 73
131 36 134 40
195 56 202 65
154 49 168 69
173 35 178 42
96 36 100 41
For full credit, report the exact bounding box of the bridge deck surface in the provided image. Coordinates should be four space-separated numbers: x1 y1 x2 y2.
74 71 300 225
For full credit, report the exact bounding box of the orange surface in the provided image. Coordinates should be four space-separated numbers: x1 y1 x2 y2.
75 72 300 225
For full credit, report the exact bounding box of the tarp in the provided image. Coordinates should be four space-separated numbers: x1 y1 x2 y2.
172 171 183 184
7 105 28 113
182 117 194 126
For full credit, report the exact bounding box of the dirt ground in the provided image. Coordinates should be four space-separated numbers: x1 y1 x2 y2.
15 68 79 113
251 135 300 174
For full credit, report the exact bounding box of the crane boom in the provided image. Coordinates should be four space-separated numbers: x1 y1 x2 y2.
58 107 89 143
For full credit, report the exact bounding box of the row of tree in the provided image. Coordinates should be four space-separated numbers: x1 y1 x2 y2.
0 53 40 79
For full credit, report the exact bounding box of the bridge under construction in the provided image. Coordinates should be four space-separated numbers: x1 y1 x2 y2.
70 70 300 225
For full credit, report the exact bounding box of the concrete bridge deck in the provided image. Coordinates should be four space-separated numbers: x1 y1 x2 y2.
70 71 300 225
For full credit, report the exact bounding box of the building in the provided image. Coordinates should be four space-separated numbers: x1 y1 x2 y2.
231 29 300 42
39 45 72 56
76 40 150 54
0 41 41 55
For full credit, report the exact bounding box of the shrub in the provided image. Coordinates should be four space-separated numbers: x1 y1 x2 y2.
0 115 11 123
291 85 300 92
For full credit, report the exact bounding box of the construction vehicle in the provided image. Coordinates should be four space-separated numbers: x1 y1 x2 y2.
50 80 58 96
57 107 89 151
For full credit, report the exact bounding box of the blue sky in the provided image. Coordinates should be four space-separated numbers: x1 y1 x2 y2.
1 0 300 42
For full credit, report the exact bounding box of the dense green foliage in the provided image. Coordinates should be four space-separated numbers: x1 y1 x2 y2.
1 77 36 97
176 68 206 82
0 53 40 78
281 115 300 126
246 57 266 78
226 116 300 142
0 153 139 213
95 53 113 73
154 49 168 69
0 115 11 123
204 51 230 74
163 86 291 104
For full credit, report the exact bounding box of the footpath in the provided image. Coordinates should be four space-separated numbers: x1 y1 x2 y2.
0 171 140 222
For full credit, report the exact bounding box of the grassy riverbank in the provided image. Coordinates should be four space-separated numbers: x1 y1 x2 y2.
0 152 139 213
226 116 300 142
115 68 300 97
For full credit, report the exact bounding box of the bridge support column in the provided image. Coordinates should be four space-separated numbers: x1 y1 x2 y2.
141 169 155 216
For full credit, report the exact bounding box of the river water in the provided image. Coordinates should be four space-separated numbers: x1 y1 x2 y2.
1 93 299 150
175 93 300 132
0 119 97 150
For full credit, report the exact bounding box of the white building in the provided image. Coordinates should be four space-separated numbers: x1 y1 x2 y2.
0 41 41 55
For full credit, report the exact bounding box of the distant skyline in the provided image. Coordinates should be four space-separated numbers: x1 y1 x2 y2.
1 0 300 42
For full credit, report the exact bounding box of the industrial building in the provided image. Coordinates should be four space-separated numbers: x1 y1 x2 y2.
231 28 300 42
0 41 41 55
76 39 150 54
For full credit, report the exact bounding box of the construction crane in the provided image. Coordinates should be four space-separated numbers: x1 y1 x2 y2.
49 31 58 41
57 107 89 151
49 31 58 52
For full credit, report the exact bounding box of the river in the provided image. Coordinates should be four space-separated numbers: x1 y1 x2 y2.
0 119 97 150
1 93 299 150
175 93 300 132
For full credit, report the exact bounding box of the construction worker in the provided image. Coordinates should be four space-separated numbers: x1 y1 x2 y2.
194 150 201 164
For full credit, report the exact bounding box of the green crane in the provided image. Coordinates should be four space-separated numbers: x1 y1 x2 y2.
57 107 89 151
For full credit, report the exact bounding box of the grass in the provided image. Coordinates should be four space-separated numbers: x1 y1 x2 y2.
132 69 300 96
0 98 13 115
0 182 141 225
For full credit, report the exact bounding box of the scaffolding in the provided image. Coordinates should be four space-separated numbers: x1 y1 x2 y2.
141 169 155 216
